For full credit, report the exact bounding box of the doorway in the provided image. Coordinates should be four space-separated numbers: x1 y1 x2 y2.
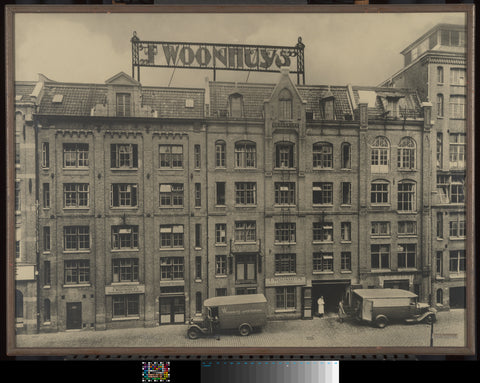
312 281 350 314
159 296 185 324
449 286 466 308
66 302 82 330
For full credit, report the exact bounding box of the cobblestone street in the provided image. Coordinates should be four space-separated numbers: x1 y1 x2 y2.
15 309 466 351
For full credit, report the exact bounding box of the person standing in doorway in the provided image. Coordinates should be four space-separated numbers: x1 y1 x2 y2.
338 299 346 323
317 296 325 318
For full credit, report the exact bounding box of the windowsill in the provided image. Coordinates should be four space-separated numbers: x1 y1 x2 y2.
340 240 352 244
195 279 202 283
340 270 352 274
111 249 140 252
312 204 333 208
215 204 227 208
194 247 202 251
43 321 52 326
312 168 333 171
62 168 89 171
273 168 296 171
235 204 258 208
397 268 418 272
112 316 140 321
313 271 334 275
63 284 91 288
312 241 333 245
436 237 444 241
274 273 297 277
437 116 444 119
159 206 184 209
340 204 352 208
449 118 466 121
397 211 417 214
274 242 296 246
371 235 391 239
371 204 391 208
194 206 202 209
159 248 184 251
215 167 227 170
234 167 257 170
370 269 391 273
234 242 257 245
110 207 139 210
158 168 184 171
63 207 90 211
449 237 466 241
63 250 91 254
275 309 296 313
43 251 51 255
194 168 201 172
435 275 445 281
340 168 352 171
398 169 417 172
43 285 51 289
215 243 227 247
41 167 50 171
215 274 227 278
450 273 466 279
274 204 296 208
398 235 418 238
110 168 138 171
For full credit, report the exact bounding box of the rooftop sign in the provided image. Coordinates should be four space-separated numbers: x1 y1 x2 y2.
131 32 305 84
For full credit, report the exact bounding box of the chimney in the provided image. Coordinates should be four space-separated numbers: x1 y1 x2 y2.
358 101 368 129
204 76 210 118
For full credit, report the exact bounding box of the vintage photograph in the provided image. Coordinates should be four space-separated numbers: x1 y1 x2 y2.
7 6 474 354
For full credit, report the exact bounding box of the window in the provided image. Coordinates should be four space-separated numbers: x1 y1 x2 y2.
15 241 20 259
194 183 201 207
397 181 416 212
398 221 417 236
313 182 333 205
450 95 466 119
159 225 184 248
437 133 443 168
237 287 257 295
15 181 21 211
449 250 466 273
437 212 444 238
64 226 90 251
398 244 416 269
436 251 443 276
275 253 296 274
235 182 256 205
341 252 352 271
195 256 202 279
276 286 295 310
371 221 391 237
43 227 51 252
313 222 333 242
111 184 138 208
275 223 296 244
313 252 333 272
450 68 466 86
195 292 202 313
371 181 389 204
215 255 227 275
216 182 226 205
16 142 20 164
160 257 184 280
436 94 444 117
110 144 138 169
341 222 351 242
113 295 139 318
112 226 139 250
44 299 51 323
42 183 50 208
320 97 335 120
312 142 333 169
44 261 51 286
437 174 465 203
449 214 466 238
64 260 90 284
63 143 89 168
229 94 243 118
159 145 183 169
216 288 227 297
436 289 444 305
341 182 351 205
63 183 89 208
41 142 49 168
275 142 294 168
194 144 201 169
112 258 139 282
371 244 390 270
195 224 202 248
371 136 389 173
437 66 444 84
215 223 226 244
234 221 256 242
15 290 23 319
341 143 351 169
116 93 131 117
279 89 292 120
440 29 465 47
274 182 295 205
215 141 226 168
235 141 256 168
235 254 256 282
159 184 184 208
397 137 416 169
449 133 466 168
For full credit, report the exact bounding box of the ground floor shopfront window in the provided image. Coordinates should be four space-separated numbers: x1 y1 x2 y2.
113 294 139 318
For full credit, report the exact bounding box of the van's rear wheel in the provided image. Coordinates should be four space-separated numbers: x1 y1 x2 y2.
424 314 435 324
239 324 252 336
188 328 201 339
375 316 388 328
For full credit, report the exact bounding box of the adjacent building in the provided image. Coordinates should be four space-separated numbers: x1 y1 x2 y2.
380 23 467 309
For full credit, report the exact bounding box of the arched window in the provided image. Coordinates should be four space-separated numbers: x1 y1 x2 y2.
436 94 444 117
15 290 23 319
436 289 443 305
44 299 51 323
341 142 351 169
397 137 416 170
275 141 295 169
229 93 243 118
398 180 416 212
312 142 333 169
234 141 256 168
279 88 292 120
215 140 226 168
371 136 390 173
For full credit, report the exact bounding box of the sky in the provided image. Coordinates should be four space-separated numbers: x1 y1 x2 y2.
14 11 466 88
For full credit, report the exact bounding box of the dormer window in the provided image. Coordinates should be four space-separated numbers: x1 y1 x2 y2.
279 89 292 120
116 93 131 117
319 93 335 120
229 93 243 118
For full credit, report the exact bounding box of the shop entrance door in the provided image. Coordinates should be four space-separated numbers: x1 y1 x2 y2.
159 296 185 325
66 302 82 330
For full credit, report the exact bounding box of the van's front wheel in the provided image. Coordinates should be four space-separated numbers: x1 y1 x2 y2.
239 324 252 336
374 316 388 328
187 327 201 339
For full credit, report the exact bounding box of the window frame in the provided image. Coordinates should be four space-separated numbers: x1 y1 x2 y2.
312 142 333 169
371 244 390 270
111 183 138 208
274 253 296 274
63 143 89 169
112 258 139 283
64 259 90 285
274 182 296 206
111 225 139 250
313 182 333 206
110 143 138 169
313 252 334 273
234 141 256 169
371 136 390 173
63 183 89 208
159 144 184 169
397 180 416 212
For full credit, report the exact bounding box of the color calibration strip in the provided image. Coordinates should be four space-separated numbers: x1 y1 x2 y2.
142 362 170 383
201 360 339 383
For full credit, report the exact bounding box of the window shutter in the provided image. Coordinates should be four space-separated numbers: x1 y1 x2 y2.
111 184 118 207
131 185 138 207
133 145 138 168
111 144 117 168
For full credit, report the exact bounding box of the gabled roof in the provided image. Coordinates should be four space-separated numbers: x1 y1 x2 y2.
105 71 141 86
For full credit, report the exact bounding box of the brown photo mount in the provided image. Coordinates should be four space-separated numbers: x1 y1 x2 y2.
5 4 475 357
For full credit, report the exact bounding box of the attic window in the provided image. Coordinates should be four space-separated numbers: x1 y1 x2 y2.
320 97 335 120
52 94 64 104
279 88 292 120
229 93 243 118
15 95 23 102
